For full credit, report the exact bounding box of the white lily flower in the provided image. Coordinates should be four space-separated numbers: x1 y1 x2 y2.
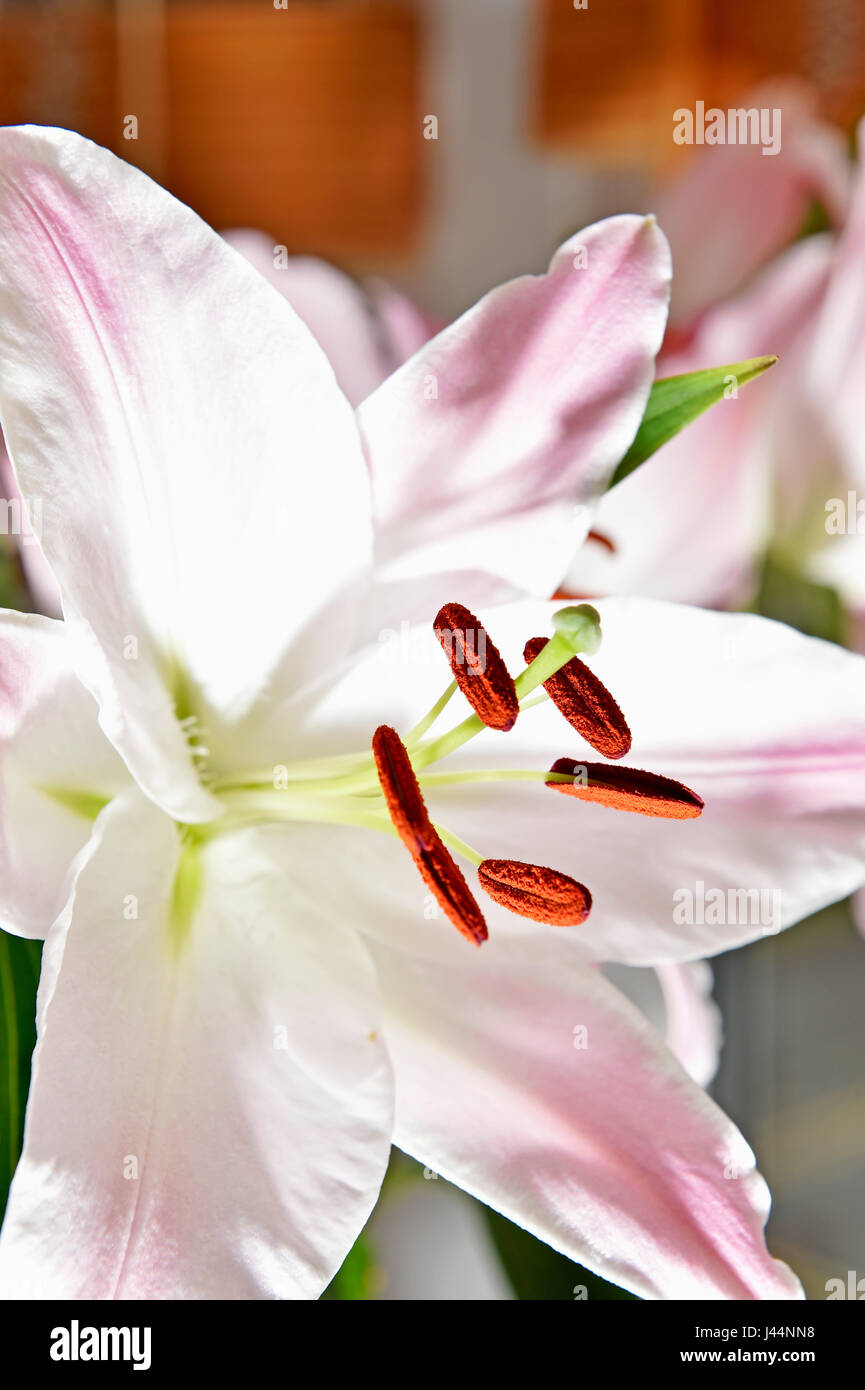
1 127 864 1301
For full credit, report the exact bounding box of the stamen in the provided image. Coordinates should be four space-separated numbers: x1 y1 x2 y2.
404 680 458 746
372 724 434 854
546 759 704 820
434 602 519 732
372 725 488 945
478 859 592 925
418 834 489 946
523 638 631 759
409 605 603 776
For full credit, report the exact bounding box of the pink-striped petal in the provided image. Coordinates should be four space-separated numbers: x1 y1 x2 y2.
0 127 371 822
358 215 671 614
369 930 801 1299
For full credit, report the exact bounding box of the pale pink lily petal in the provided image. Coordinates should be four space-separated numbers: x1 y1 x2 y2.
0 610 126 939
810 117 865 490
0 127 371 823
564 234 836 608
605 961 723 1088
656 962 722 1088
659 82 851 326
357 215 671 612
274 596 865 967
0 788 393 1298
367 277 439 366
367 930 800 1300
222 229 407 407
0 435 61 618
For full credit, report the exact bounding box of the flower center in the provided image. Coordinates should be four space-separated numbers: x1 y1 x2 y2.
202 602 704 947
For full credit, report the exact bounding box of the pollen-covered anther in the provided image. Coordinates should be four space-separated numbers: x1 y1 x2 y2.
420 835 489 947
434 602 519 732
547 759 704 820
478 859 592 926
524 637 631 759
372 725 488 946
372 724 435 855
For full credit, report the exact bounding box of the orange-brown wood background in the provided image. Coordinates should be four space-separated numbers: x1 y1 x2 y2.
2 0 863 254
536 0 865 163
0 0 422 263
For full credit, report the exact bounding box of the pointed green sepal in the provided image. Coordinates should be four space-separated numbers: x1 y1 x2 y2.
608 356 777 489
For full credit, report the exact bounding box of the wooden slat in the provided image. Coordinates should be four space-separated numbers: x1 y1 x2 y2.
162 1 421 258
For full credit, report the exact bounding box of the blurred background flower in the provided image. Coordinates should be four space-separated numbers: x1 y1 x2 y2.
1 0 864 1299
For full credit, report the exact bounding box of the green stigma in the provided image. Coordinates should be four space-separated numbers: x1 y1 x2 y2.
552 603 602 656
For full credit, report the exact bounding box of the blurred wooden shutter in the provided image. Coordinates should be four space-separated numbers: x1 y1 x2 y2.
535 0 865 163
0 2 116 146
0 1 422 260
163 1 421 258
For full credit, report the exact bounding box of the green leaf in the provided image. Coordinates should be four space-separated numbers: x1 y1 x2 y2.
484 1207 638 1300
0 929 41 1222
609 357 777 489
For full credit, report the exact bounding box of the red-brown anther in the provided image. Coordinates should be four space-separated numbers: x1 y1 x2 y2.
478 859 592 926
547 759 704 820
372 724 435 855
523 637 632 759
372 725 488 946
434 602 519 732
418 836 489 947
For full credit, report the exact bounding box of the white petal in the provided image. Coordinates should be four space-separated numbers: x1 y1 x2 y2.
0 790 393 1298
459 599 865 963
368 930 801 1300
221 232 399 406
358 216 671 609
270 597 865 966
0 127 371 819
655 961 722 1088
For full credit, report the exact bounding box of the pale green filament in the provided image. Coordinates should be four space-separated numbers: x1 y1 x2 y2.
517 692 550 712
399 604 601 778
211 789 399 839
404 680 458 747
418 769 576 789
41 606 602 876
434 824 483 868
